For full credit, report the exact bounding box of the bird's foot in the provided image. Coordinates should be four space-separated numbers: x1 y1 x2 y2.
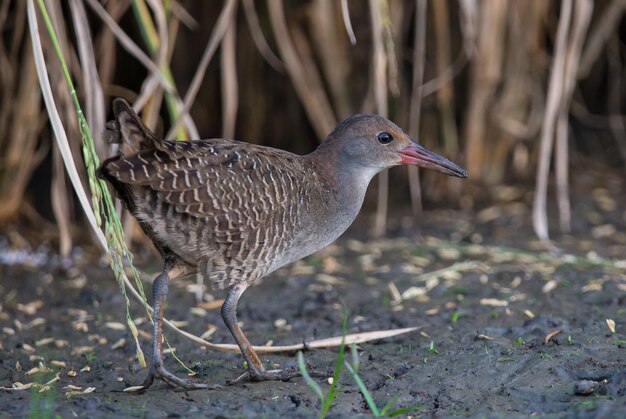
141 364 220 391
226 367 327 386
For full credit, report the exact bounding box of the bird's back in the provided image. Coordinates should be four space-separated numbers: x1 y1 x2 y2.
99 100 337 289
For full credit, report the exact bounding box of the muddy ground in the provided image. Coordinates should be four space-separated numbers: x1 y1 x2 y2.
1 176 625 418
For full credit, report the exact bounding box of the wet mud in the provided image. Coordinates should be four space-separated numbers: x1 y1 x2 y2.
1 181 625 417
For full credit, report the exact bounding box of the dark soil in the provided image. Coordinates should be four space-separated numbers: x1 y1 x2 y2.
1 177 625 418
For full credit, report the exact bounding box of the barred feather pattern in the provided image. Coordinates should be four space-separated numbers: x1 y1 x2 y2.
101 114 336 289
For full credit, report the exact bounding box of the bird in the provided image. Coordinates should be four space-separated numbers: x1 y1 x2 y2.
98 98 467 390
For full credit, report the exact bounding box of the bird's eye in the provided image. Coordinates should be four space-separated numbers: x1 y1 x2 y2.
377 132 393 144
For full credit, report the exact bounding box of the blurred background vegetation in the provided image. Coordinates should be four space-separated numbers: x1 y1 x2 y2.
1 0 625 257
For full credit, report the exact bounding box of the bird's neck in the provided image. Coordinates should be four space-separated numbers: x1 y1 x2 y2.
307 147 380 219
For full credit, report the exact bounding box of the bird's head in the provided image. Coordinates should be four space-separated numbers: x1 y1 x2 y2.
319 114 467 179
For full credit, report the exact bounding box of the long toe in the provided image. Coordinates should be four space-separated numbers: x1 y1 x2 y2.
142 365 219 390
227 367 328 386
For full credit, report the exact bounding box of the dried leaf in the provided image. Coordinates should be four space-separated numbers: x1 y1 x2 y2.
111 338 126 350
196 299 225 310
22 343 35 353
544 330 561 345
28 318 46 328
16 300 44 315
35 337 55 346
1 382 35 391
200 325 217 340
123 385 145 392
606 319 616 334
480 298 508 307
542 279 558 294
105 322 126 331
388 282 401 304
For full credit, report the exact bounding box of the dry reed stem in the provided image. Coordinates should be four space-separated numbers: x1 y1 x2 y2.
164 317 421 354
51 148 72 257
578 0 626 78
407 0 427 218
432 0 457 152
83 0 174 96
84 0 198 141
341 0 357 45
382 0 399 98
464 0 507 180
170 0 198 30
457 0 477 58
493 2 546 140
432 0 460 195
0 40 45 222
369 0 389 238
290 22 339 120
606 40 626 165
220 9 238 141
555 0 593 233
69 0 106 159
94 1 127 99
533 0 573 241
242 0 285 73
267 0 336 140
27 0 107 249
133 0 170 112
165 0 238 141
308 1 350 118
47 0 89 253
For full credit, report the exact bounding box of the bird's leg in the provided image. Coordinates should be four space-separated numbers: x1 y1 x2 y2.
222 284 302 384
141 260 213 390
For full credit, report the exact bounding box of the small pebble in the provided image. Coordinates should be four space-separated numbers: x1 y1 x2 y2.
575 380 598 396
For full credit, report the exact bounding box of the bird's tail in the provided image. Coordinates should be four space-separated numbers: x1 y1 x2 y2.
104 98 162 155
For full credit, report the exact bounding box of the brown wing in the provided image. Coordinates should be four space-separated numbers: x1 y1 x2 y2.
104 139 304 221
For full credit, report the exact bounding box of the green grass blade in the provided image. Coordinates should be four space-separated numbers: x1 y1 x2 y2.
350 342 360 372
319 307 349 418
344 361 380 416
380 395 398 416
386 405 427 417
297 351 324 401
